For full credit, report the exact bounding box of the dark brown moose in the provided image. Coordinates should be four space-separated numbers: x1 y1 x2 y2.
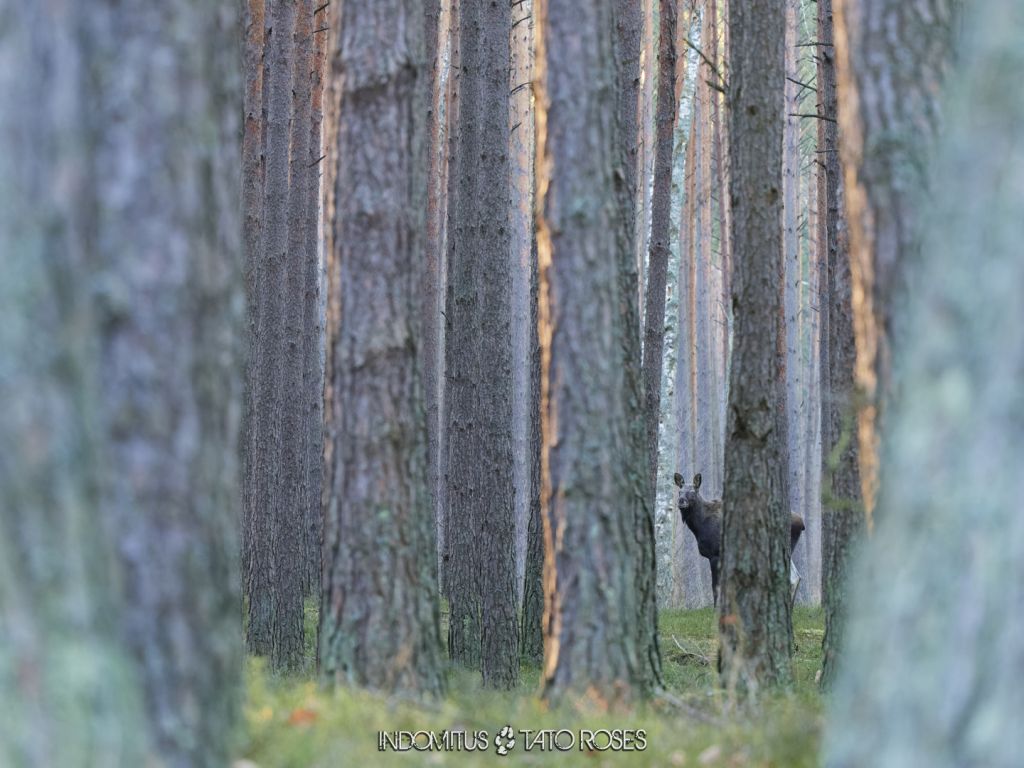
673 472 805 603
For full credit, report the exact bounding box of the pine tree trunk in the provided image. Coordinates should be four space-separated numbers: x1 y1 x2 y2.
834 0 956 518
521 237 544 664
826 6 1024 763
719 0 794 691
0 3 243 764
614 0 662 691
535 0 655 705
818 0 863 688
274 0 315 670
319 0 446 696
242 0 266 606
245 0 306 667
443 0 520 688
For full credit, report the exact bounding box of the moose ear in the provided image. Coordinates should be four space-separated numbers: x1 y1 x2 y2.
693 473 702 491
673 473 684 488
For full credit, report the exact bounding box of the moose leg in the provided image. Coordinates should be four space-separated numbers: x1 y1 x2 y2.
709 556 720 605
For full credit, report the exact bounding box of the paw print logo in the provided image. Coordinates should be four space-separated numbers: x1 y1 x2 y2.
494 725 516 756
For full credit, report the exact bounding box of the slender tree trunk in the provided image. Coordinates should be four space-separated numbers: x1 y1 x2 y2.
675 100 714 607
246 0 310 669
825 7 1024 763
319 0 446 696
782 0 805 561
517 0 546 664
242 0 266 604
656 4 695 609
521 236 544 664
302 2 327 598
439 0 462 601
636 0 658 309
422 0 446 587
510 0 536 610
318 0 342 665
834 0 956 519
444 0 519 687
272 0 315 671
535 0 654 705
817 0 863 688
719 0 793 691
642 0 678 506
614 0 662 688
0 3 243 764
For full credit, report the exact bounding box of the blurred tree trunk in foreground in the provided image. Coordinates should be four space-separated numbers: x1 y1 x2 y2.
834 0 956 518
817 0 863 690
826 4 1024 765
719 0 794 692
535 0 655 706
0 3 243 765
319 0 446 696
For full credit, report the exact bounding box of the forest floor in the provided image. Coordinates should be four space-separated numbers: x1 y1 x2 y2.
237 605 825 767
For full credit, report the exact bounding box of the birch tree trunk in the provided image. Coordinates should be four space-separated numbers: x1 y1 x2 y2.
319 0 446 696
510 0 537 612
0 3 243 764
782 0 805 561
720 0 794 691
825 6 1024 763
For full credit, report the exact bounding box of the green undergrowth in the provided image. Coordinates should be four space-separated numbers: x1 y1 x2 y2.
238 606 825 767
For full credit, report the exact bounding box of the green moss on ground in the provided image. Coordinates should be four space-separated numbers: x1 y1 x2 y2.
238 606 825 767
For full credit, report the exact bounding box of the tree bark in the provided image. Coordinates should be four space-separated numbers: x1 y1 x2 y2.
0 3 243 764
510 0 537 612
719 0 794 691
521 236 544 665
825 6 1024 764
834 0 956 519
319 0 446 696
443 0 520 688
782 0 805 569
422 0 446 588
641 0 678 506
817 0 863 688
242 0 266 606
301 2 327 599
614 0 662 690
273 0 315 670
245 0 307 668
535 0 655 705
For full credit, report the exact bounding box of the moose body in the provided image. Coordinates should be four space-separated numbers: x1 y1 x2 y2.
673 472 805 602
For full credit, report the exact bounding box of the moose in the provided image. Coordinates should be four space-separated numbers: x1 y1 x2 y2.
673 472 805 603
